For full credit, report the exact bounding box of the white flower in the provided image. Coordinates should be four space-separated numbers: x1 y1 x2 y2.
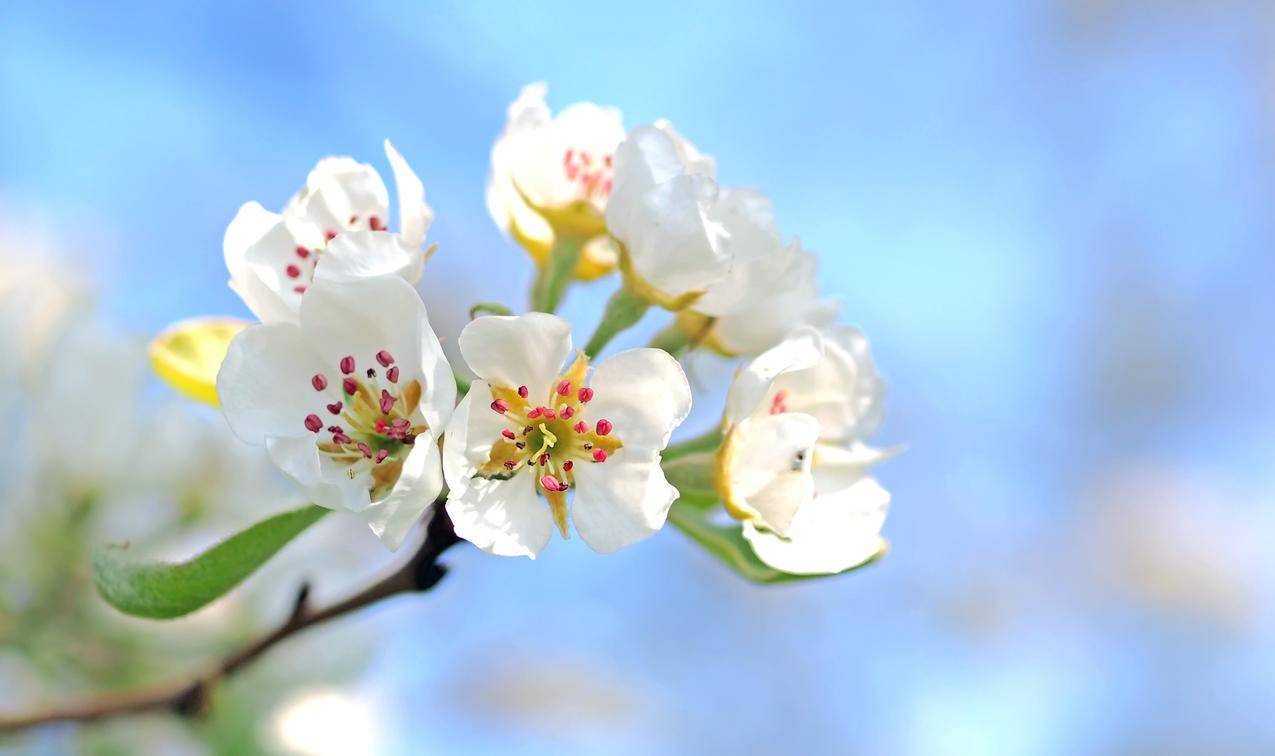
605 122 734 306
685 189 837 355
719 326 891 574
486 82 626 279
443 313 692 558
217 272 455 550
223 140 433 323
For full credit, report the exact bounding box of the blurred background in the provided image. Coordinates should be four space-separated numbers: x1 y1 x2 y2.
3 0 1275 753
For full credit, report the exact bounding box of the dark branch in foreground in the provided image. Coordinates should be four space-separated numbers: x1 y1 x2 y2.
0 503 461 735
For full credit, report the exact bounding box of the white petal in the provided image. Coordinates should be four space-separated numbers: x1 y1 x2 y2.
723 412 821 535
300 275 454 432
742 475 889 575
773 324 885 443
725 327 824 424
360 433 444 550
224 201 279 281
230 211 325 324
606 124 731 299
217 323 335 443
457 312 572 396
570 449 676 553
586 348 691 452
315 229 424 286
384 139 434 249
692 188 782 316
289 157 390 235
267 435 373 512
447 472 552 559
443 386 552 558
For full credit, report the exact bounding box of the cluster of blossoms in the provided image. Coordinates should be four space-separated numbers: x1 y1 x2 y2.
191 83 895 575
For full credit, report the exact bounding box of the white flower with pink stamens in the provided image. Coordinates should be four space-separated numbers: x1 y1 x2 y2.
486 82 626 278
718 326 892 574
224 140 433 323
217 274 455 550
442 313 692 558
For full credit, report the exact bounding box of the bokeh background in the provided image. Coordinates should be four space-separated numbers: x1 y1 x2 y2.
3 1 1275 753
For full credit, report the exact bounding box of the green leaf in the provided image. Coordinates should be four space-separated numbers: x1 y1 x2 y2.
666 500 884 584
93 504 329 619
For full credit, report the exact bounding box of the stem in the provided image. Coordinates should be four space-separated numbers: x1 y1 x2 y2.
583 287 650 359
663 426 723 461
0 503 461 735
529 236 583 313
661 451 719 503
647 322 693 357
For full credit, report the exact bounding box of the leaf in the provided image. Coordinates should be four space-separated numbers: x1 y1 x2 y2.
94 504 328 619
150 317 251 407
666 500 885 585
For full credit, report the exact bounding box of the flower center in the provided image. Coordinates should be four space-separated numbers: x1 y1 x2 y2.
302 349 426 499
476 353 623 537
562 148 613 202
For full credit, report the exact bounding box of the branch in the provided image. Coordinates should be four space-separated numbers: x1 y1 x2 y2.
0 502 462 735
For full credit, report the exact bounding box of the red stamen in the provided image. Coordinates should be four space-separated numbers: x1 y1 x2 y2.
502 429 516 440
387 366 399 383
527 407 543 419
304 414 323 433
577 387 594 403
368 216 384 231
573 421 587 433
557 380 572 396
491 399 510 414
592 448 608 463
563 460 574 471
517 385 529 398
595 419 612 436
375 449 389 464
380 390 396 415
340 356 356 374
312 374 328 391
326 401 343 415
296 246 311 259
376 350 394 367
561 406 575 419
358 443 373 458
342 377 358 395
325 229 337 240
538 453 549 466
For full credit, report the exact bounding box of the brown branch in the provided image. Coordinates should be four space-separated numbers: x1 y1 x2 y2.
0 503 461 735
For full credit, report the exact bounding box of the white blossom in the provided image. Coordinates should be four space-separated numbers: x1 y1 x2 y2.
443 313 691 558
217 271 455 549
486 82 625 278
720 326 891 574
224 141 433 323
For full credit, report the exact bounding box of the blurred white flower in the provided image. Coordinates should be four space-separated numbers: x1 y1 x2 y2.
443 313 691 557
218 273 455 549
720 326 892 574
224 141 433 323
486 82 626 279
268 687 378 756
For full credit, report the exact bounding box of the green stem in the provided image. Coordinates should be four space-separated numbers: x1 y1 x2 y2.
583 286 650 359
529 236 584 313
661 451 719 504
647 321 693 357
663 426 723 461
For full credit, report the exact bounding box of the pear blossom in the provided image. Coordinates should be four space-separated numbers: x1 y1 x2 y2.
681 189 837 355
486 82 626 280
224 140 433 323
605 121 734 307
217 274 455 549
718 325 891 574
443 313 691 557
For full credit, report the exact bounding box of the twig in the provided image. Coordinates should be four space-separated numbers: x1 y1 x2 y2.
0 503 461 735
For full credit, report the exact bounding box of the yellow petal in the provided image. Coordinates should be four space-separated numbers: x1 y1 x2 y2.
149 317 250 407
